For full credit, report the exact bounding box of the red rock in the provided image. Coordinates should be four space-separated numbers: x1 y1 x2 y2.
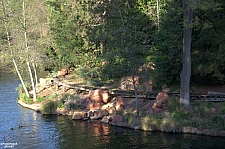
155 101 163 108
72 111 86 120
98 110 109 117
58 68 68 76
160 97 168 104
102 91 112 103
116 104 124 111
101 116 109 124
93 102 102 110
93 111 99 117
111 114 123 125
156 92 169 101
89 89 102 103
153 107 162 113
152 103 157 109
87 111 93 117
86 102 94 111
108 107 116 114
116 97 125 106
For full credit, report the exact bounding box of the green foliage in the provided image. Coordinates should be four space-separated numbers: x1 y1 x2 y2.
191 1 225 85
35 95 46 103
172 110 187 120
212 115 225 126
168 96 180 113
168 97 187 121
40 100 58 114
75 67 103 86
2 0 225 88
219 102 225 115
192 101 212 118
58 94 82 110
122 110 136 123
16 83 31 94
19 93 33 105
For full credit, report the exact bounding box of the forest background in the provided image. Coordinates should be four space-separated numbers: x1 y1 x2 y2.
0 0 225 97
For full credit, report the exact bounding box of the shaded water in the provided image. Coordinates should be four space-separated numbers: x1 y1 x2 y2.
0 66 225 149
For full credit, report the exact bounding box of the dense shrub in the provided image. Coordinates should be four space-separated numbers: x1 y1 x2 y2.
40 100 58 114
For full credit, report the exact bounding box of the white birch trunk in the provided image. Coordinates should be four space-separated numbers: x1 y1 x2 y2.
23 0 37 101
1 1 30 98
32 63 38 86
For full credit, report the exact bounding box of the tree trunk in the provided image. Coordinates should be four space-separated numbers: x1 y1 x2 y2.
32 63 38 86
180 0 196 107
23 0 37 101
27 62 37 101
1 1 30 98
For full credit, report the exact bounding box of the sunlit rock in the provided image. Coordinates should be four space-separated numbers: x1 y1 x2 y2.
72 111 86 120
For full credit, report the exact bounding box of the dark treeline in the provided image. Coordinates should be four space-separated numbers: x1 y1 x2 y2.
1 0 225 88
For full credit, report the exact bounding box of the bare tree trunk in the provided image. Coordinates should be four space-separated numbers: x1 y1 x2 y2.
180 0 196 107
23 0 37 101
27 62 36 101
132 70 139 119
1 1 30 98
32 63 38 86
156 0 160 30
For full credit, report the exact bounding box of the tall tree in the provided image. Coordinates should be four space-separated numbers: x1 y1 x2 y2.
1 0 30 98
180 0 197 107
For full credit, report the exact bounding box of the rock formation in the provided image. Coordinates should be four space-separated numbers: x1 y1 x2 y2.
152 84 170 112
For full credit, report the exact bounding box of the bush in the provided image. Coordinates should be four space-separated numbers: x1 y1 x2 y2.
123 110 136 123
16 82 31 94
40 100 58 114
212 115 225 126
219 102 225 115
168 96 180 112
59 94 82 110
172 110 187 120
192 101 212 118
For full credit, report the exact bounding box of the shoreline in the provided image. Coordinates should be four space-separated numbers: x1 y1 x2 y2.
17 99 225 137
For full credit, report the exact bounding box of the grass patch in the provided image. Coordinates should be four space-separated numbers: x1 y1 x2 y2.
35 95 46 103
122 110 136 123
19 93 33 104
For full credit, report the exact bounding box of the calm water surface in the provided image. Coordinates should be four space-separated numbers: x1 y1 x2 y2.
0 66 225 149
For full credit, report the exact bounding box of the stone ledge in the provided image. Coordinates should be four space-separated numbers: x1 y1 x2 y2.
17 100 41 112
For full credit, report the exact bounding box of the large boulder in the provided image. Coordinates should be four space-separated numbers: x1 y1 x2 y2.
72 111 87 120
156 92 169 102
102 91 113 103
89 89 102 103
89 89 113 104
111 114 123 126
101 116 110 124
152 84 170 112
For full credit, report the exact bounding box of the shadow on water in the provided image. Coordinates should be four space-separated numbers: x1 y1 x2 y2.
0 66 225 149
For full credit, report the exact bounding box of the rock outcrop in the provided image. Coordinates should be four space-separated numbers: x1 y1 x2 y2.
152 84 170 112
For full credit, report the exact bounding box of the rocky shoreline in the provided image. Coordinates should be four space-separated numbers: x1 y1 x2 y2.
17 78 225 137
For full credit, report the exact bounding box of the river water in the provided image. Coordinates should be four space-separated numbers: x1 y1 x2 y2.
0 66 225 149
